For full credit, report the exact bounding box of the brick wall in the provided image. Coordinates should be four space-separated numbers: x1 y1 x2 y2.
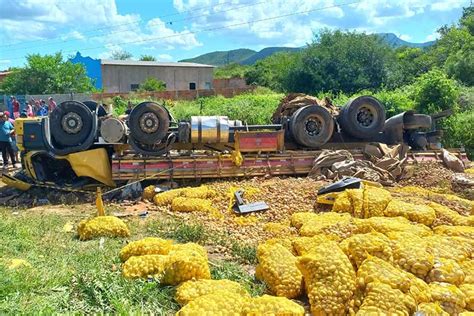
213 77 248 89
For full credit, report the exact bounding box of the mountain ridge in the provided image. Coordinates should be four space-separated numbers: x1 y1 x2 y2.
180 33 435 66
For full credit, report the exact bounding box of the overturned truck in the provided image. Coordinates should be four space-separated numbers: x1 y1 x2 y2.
4 94 455 190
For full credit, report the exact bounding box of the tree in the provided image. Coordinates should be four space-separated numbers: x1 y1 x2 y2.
139 55 157 61
111 50 133 60
214 63 250 79
0 52 94 94
138 77 166 92
388 47 433 88
283 30 395 94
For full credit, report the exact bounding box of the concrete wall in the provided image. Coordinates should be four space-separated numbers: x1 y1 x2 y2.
102 65 214 93
213 77 248 89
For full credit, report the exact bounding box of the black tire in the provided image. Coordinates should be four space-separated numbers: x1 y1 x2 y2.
50 101 95 147
290 105 334 148
83 100 107 117
129 102 170 145
404 113 432 129
339 96 386 139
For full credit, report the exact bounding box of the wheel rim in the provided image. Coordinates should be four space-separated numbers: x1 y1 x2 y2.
304 115 323 136
139 112 159 133
61 112 83 134
356 105 376 128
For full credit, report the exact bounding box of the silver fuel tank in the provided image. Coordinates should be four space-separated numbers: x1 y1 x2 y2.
190 116 241 143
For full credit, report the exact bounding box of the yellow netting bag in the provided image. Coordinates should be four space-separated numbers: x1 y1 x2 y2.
153 189 184 206
170 197 215 213
429 282 466 315
417 302 450 316
122 254 169 279
461 260 474 284
429 202 474 227
241 295 305 316
77 216 130 240
176 290 247 315
261 238 296 255
256 243 303 298
426 258 466 286
365 216 432 236
386 232 434 278
175 279 249 306
356 282 416 315
459 312 474 316
263 222 293 237
332 190 353 214
434 225 474 239
292 235 333 256
460 284 474 311
332 187 392 219
298 212 369 240
142 185 156 201
290 212 319 229
384 199 436 226
162 243 210 285
339 232 393 268
119 237 173 262
425 235 472 262
180 186 217 199
296 240 356 315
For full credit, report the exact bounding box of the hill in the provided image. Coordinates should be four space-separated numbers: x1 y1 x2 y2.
180 33 435 66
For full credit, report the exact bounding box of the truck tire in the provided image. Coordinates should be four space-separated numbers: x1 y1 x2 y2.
290 105 334 148
339 96 385 139
83 100 107 117
129 102 170 145
50 101 95 147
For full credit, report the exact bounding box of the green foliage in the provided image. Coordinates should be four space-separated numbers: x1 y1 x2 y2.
445 39 474 86
411 69 460 114
138 77 166 92
112 96 127 116
283 30 395 94
388 47 434 88
443 109 474 158
214 63 250 79
373 88 415 117
180 48 256 66
0 53 94 94
230 242 257 264
139 55 157 61
110 50 133 60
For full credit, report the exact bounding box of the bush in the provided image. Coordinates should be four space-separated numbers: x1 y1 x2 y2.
443 109 474 158
138 77 166 92
411 69 460 114
374 88 415 118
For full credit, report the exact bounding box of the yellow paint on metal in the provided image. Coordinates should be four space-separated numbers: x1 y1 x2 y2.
0 174 32 191
96 187 105 216
13 117 42 151
66 149 115 187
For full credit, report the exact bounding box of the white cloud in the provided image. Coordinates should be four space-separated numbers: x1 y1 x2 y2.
157 54 174 61
425 32 440 41
399 34 412 41
431 0 466 11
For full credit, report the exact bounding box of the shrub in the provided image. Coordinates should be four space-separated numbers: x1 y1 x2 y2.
138 77 166 92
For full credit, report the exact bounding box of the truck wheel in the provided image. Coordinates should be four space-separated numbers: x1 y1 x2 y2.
290 105 334 148
50 101 95 147
129 102 170 145
83 100 107 117
339 96 385 139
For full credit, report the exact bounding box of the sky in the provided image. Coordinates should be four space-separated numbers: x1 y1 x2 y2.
0 0 470 69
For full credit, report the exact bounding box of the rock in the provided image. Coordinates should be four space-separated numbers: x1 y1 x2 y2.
442 149 464 172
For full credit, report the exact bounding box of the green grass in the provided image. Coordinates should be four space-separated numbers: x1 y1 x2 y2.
0 209 262 314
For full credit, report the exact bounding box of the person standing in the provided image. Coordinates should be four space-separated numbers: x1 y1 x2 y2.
4 111 19 163
48 97 57 113
37 100 48 116
0 112 17 169
25 101 34 117
10 96 20 118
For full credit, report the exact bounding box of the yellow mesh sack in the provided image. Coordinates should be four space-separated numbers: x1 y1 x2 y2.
332 190 352 214
162 243 210 285
429 202 474 227
298 212 368 240
256 243 303 298
384 199 436 226
261 238 296 255
153 189 184 206
363 186 393 218
175 279 249 306
292 235 333 256
77 216 130 240
426 258 466 286
296 240 356 315
241 295 305 316
460 284 474 311
180 186 217 199
332 187 392 219
356 282 416 315
459 312 474 316
434 225 474 239
461 260 474 284
171 197 215 213
386 232 434 278
290 212 319 229
119 237 173 262
263 222 293 237
417 302 449 316
176 290 247 315
142 185 156 201
339 232 393 268
365 216 432 236
347 188 364 218
122 254 169 279
429 282 466 315
425 235 472 262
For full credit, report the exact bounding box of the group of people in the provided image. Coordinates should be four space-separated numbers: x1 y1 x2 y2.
9 95 57 118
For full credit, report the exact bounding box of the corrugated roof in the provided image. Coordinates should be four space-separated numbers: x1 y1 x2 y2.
101 60 214 68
